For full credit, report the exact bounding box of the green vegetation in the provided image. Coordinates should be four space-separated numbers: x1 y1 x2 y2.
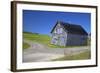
53 51 91 61
23 32 67 48
23 42 30 49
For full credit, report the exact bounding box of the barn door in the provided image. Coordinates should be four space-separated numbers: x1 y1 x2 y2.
59 37 65 46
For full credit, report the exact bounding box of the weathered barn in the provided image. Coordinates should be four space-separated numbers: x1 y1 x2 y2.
51 21 88 46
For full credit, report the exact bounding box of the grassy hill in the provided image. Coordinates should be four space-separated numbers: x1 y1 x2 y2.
23 32 66 48
23 42 30 49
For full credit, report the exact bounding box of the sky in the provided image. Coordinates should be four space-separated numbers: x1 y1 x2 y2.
23 10 91 35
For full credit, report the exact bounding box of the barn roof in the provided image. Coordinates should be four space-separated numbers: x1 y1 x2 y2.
51 21 88 35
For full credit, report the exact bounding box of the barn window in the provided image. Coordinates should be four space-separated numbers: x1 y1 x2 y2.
52 37 58 44
57 28 63 34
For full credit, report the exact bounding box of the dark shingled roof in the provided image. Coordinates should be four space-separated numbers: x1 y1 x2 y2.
51 21 88 35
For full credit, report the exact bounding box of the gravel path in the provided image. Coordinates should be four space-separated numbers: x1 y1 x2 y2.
23 40 90 62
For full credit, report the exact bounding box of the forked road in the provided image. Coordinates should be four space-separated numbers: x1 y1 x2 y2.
23 40 90 62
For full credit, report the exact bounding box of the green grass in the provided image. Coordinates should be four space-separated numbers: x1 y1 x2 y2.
23 42 30 49
23 32 67 48
53 51 91 61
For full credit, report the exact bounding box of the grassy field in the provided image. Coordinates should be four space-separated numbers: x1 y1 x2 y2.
53 51 91 61
23 42 30 49
23 32 68 48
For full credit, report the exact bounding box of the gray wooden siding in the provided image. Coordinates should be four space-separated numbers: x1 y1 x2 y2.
66 33 87 46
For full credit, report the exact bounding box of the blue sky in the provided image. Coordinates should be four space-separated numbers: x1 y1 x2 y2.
23 10 91 35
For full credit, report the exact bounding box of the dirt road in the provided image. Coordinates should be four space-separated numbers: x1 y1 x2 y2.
23 40 90 62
